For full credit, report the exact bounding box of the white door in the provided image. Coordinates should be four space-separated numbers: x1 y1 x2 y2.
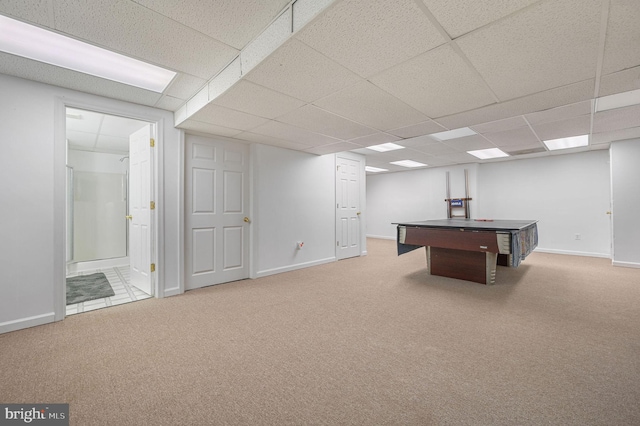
185 136 250 290
336 155 361 260
128 124 154 295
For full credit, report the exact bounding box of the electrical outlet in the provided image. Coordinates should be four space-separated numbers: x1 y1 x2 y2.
575 234 581 240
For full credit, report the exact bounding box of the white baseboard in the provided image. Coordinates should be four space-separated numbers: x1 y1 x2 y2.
534 248 611 258
612 260 640 269
67 257 129 274
0 312 55 334
163 286 182 297
366 235 395 240
255 257 336 278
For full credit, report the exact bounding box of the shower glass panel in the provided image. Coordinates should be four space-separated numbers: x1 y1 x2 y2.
72 171 127 262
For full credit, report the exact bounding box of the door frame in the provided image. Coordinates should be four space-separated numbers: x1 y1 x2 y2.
53 97 164 321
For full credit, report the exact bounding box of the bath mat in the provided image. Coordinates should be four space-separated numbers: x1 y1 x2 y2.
66 272 115 305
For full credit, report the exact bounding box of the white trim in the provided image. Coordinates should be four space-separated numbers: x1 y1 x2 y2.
54 96 165 321
366 235 396 241
255 257 336 278
0 312 55 334
612 261 640 269
67 257 129 274
533 248 611 258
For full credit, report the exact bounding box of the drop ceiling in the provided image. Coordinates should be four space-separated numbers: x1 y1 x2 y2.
2 0 640 174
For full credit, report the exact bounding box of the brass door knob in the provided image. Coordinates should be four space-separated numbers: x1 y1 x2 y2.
243 217 251 223
125 215 133 220
356 212 361 216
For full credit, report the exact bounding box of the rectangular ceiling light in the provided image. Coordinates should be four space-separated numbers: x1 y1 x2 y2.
390 160 427 168
467 148 509 159
543 135 589 151
0 15 176 92
595 89 640 112
365 166 388 173
429 127 477 141
366 142 405 152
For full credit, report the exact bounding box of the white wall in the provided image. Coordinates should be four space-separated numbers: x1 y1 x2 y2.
366 164 478 239
366 150 612 258
0 74 182 333
252 144 336 277
610 139 640 267
477 151 611 257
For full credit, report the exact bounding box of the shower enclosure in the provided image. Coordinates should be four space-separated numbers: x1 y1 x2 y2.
66 150 129 272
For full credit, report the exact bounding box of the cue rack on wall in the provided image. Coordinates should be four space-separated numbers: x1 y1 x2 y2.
445 169 471 219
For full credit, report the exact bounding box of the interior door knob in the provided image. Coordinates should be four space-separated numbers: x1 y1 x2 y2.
243 217 251 223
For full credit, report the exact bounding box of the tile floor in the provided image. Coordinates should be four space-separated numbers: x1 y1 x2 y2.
66 266 151 316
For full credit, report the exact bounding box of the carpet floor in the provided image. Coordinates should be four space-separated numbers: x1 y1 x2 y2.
2 239 640 425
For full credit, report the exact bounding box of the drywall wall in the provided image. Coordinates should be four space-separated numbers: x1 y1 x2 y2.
252 144 337 276
366 150 611 257
610 139 640 267
366 164 478 239
477 150 611 257
0 74 182 333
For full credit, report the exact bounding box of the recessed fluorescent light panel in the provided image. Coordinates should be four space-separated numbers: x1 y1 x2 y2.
543 135 589 151
467 148 509 159
595 89 640 112
365 166 388 173
0 15 176 92
429 127 477 141
366 142 405 152
390 160 427 168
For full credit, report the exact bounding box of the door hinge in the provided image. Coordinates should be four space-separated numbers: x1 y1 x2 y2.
150 138 155 147
150 201 155 210
150 263 156 272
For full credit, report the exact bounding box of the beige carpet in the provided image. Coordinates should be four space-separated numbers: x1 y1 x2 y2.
1 238 640 425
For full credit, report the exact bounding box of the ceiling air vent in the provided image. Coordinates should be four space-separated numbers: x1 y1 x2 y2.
508 147 547 156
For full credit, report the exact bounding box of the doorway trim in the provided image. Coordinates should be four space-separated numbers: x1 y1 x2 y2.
53 96 165 321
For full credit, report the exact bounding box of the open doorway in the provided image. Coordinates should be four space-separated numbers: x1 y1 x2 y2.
65 107 154 315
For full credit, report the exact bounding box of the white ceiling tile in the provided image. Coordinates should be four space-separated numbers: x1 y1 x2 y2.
599 66 640 97
437 151 480 164
0 53 162 106
482 126 540 147
456 0 602 100
0 0 55 26
277 105 377 140
532 115 591 141
591 126 640 145
155 95 185 111
501 142 547 155
249 120 341 146
444 135 496 152
212 80 306 119
371 44 496 118
189 104 269 131
410 142 459 156
313 81 430 131
234 131 312 151
177 120 243 137
593 104 640 133
244 38 361 103
295 0 446 78
66 130 97 149
388 120 448 139
400 134 441 148
208 56 241 101
421 0 539 38
100 115 148 137
166 74 207 100
348 133 402 147
602 0 640 75
524 101 592 125
304 142 361 155
470 116 528 134
53 0 239 79
95 134 129 153
131 0 291 50
436 79 595 129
